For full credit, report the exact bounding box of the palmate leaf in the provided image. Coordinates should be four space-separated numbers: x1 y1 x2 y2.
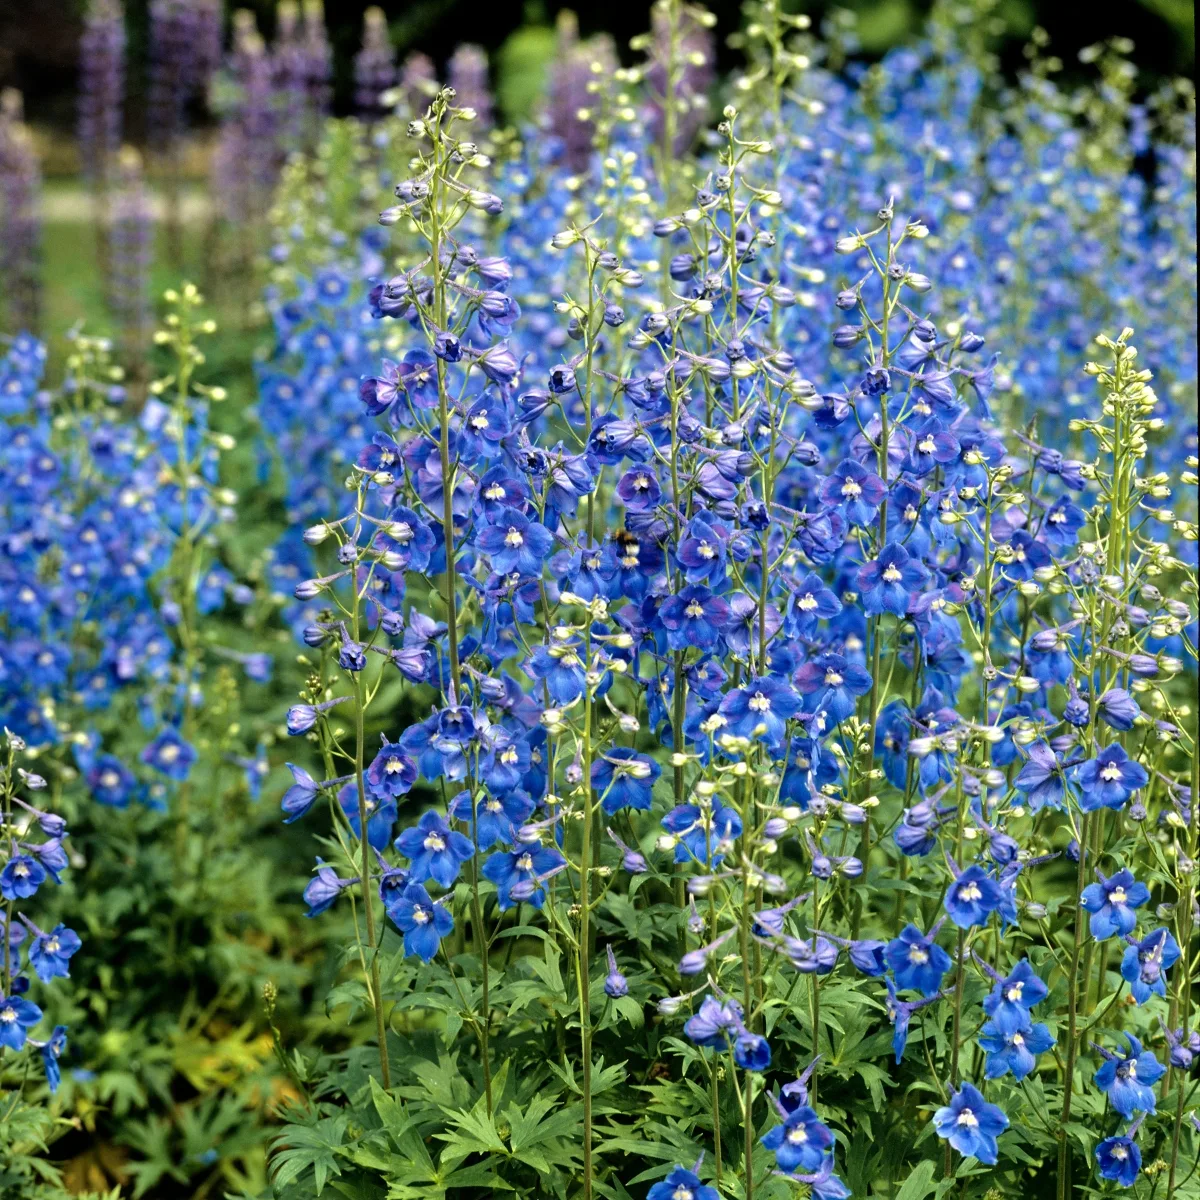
270 1114 352 1195
435 1094 508 1163
505 1094 583 1172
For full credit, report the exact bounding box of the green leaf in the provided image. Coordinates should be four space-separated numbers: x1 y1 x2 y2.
895 1158 938 1200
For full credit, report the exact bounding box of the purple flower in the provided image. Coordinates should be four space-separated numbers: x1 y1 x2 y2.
659 586 730 651
616 466 663 512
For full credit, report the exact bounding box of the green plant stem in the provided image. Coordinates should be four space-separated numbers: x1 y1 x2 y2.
1057 811 1091 1200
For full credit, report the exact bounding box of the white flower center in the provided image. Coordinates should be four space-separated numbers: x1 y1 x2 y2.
841 480 862 498
882 564 903 582
424 833 446 852
908 946 929 964
824 669 843 687
956 1108 979 1128
385 756 405 774
1110 888 1127 905
748 693 771 712
505 528 525 547
1101 764 1121 781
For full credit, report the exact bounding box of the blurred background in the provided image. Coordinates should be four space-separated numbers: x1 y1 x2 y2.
2 0 1195 137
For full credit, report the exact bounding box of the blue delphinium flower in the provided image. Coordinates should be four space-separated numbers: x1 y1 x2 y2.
1093 1034 1165 1118
734 1031 771 1071
592 747 661 814
0 855 46 901
365 739 418 799
0 993 43 1050
761 1104 835 1173
1013 740 1070 812
482 843 566 910
27 923 82 982
303 860 356 917
932 1082 1009 1164
943 862 1003 929
281 763 321 823
1080 868 1149 940
794 653 872 726
337 782 398 851
1120 928 1181 1005
857 541 930 616
39 1024 67 1093
684 995 744 1050
646 1163 719 1200
603 944 628 998
718 676 802 749
395 810 475 888
140 727 196 780
885 922 952 996
1074 744 1149 812
449 789 535 850
1096 687 1141 731
474 507 555 575
658 585 730 651
979 1020 1055 1080
982 960 1049 1033
1096 1130 1142 1187
388 883 454 962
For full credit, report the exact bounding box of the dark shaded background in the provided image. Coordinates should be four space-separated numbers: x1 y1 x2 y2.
0 0 1195 136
